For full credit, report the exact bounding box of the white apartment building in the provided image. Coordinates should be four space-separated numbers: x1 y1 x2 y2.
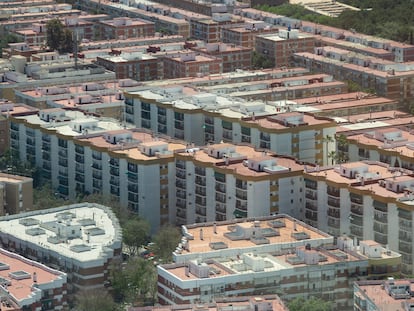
303 160 414 274
157 215 399 311
125 86 336 165
9 108 186 231
0 202 122 295
173 143 305 225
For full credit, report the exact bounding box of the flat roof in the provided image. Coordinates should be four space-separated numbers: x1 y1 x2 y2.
0 248 65 309
0 203 121 264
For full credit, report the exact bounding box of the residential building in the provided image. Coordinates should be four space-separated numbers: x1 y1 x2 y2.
8 108 186 231
0 248 67 310
130 295 289 311
191 43 252 72
255 30 315 68
0 61 115 103
221 22 278 48
0 100 39 155
190 15 244 43
0 202 122 295
173 143 305 225
124 86 336 165
95 52 160 81
157 215 370 311
293 47 414 104
162 52 223 79
0 173 33 215
303 161 414 274
98 17 155 40
354 278 414 311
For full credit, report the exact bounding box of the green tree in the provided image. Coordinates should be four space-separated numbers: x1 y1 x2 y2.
322 135 334 165
288 297 332 311
46 18 65 51
336 134 349 163
122 217 150 256
74 289 118 311
110 256 157 304
46 18 73 53
32 182 72 211
252 51 274 69
152 224 181 263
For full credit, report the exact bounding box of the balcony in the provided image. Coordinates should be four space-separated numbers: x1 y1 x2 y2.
75 173 84 183
110 177 120 186
58 158 68 167
215 184 226 193
215 193 226 203
327 187 340 197
195 196 206 206
236 189 247 200
195 176 206 186
305 190 317 200
92 171 102 180
305 211 318 221
110 167 119 176
58 149 67 158
327 208 340 218
91 161 102 170
350 204 363 216
327 198 340 208
196 207 206 216
128 183 138 193
305 202 318 211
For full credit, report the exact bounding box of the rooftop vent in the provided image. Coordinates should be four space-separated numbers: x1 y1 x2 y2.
78 218 96 226
70 244 92 253
85 227 105 236
209 241 228 250
19 218 40 226
26 228 46 236
0 262 10 271
291 232 310 240
9 271 31 280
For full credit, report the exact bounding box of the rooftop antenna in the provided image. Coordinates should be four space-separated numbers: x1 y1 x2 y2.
73 25 79 70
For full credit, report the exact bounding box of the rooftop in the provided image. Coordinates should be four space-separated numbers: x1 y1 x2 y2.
0 203 122 265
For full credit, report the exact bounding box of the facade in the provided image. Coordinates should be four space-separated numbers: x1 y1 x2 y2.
191 43 252 72
303 161 414 274
354 278 414 311
255 30 315 68
162 52 223 79
173 143 305 225
157 215 370 311
221 22 278 49
8 108 187 231
0 202 122 295
98 17 155 40
130 295 289 311
124 86 336 165
0 248 67 311
0 173 33 216
95 52 160 81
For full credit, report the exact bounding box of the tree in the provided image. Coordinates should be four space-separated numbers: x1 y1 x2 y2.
74 289 118 311
122 217 150 256
336 134 349 163
322 135 334 165
110 256 157 305
152 225 181 263
32 182 72 211
327 150 336 165
46 18 73 53
288 297 332 311
252 51 274 69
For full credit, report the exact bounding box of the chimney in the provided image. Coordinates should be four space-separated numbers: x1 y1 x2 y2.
33 272 37 283
214 222 217 234
200 228 204 240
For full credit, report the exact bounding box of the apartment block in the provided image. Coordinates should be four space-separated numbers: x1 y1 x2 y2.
174 143 305 225
162 52 223 79
0 248 67 310
354 278 414 311
9 108 187 231
130 295 289 311
338 127 414 169
191 43 252 72
98 17 155 40
0 101 39 155
255 30 316 68
0 173 33 215
95 52 160 81
303 160 414 274
157 215 371 311
221 22 278 48
0 202 122 296
0 61 115 103
125 86 336 164
293 47 414 104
